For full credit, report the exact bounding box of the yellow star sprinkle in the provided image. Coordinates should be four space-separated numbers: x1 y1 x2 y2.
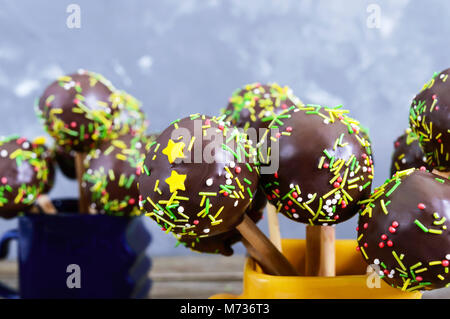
162 139 185 163
165 170 187 193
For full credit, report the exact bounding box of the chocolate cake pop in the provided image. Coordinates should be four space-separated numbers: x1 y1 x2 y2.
139 114 259 236
260 105 374 225
36 70 119 152
110 90 149 137
82 134 155 217
0 136 50 218
357 168 450 291
410 68 450 171
177 187 267 255
222 83 302 131
390 129 429 176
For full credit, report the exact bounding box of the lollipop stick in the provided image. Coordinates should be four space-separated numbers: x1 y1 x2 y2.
75 152 89 213
266 204 283 252
305 225 335 277
432 169 450 179
236 214 298 276
36 194 57 214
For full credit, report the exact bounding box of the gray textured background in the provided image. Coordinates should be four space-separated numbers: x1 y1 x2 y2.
0 0 447 262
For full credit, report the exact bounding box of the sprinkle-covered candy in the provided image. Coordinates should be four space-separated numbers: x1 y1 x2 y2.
410 68 450 171
138 114 259 238
222 83 302 131
36 69 119 152
390 128 429 177
260 104 374 225
357 168 450 291
0 136 49 218
82 133 156 217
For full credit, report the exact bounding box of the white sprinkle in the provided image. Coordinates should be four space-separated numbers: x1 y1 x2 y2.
326 200 332 206
158 210 164 216
0 150 7 157
374 259 380 265
229 161 235 168
22 142 30 149
324 119 330 124
206 178 213 186
177 206 184 213
362 166 368 172
225 173 231 179
331 199 337 205
203 228 210 234
135 142 142 149
226 179 232 185
289 183 294 189
293 213 299 219
297 197 303 202
185 223 191 228
446 254 450 260
401 158 406 164
234 200 239 207
307 193 313 199
335 193 341 200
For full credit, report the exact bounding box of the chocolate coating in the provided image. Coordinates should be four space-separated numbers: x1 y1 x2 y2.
54 145 76 180
260 105 374 225
178 187 267 255
37 70 119 152
138 114 259 238
222 83 301 131
0 136 49 218
410 68 450 171
357 168 450 291
390 129 429 177
83 134 155 217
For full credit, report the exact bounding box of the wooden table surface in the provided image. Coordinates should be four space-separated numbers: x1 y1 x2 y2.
1 257 449 299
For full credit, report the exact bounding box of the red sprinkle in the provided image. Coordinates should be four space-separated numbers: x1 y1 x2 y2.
381 234 388 240
356 246 360 251
378 242 385 248
281 104 288 109
287 200 293 206
323 163 329 169
286 126 293 132
235 166 241 174
363 243 368 248
275 132 281 138
418 203 426 210
337 177 343 183
274 189 280 194
416 276 423 282
1 177 7 184
274 172 279 179
392 221 399 228
389 226 396 234
193 220 199 225
223 192 229 197
387 240 393 247
70 121 77 128
363 223 368 229
128 198 135 205
291 208 296 213
333 182 340 188
442 260 449 267
292 192 298 199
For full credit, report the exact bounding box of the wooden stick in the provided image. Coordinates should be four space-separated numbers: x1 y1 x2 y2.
266 204 283 252
432 169 450 179
236 214 298 276
36 194 57 214
75 152 89 214
305 225 335 277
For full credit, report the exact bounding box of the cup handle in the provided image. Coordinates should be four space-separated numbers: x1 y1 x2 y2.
0 229 19 299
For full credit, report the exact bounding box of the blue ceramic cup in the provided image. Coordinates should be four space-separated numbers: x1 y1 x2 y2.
0 198 152 299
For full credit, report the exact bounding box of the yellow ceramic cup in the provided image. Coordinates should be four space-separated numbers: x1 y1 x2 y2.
211 239 422 299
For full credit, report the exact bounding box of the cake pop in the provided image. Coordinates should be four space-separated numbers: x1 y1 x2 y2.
260 105 374 225
222 83 301 132
390 129 429 176
0 136 49 218
410 68 450 172
82 133 155 217
357 168 450 291
36 69 119 153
